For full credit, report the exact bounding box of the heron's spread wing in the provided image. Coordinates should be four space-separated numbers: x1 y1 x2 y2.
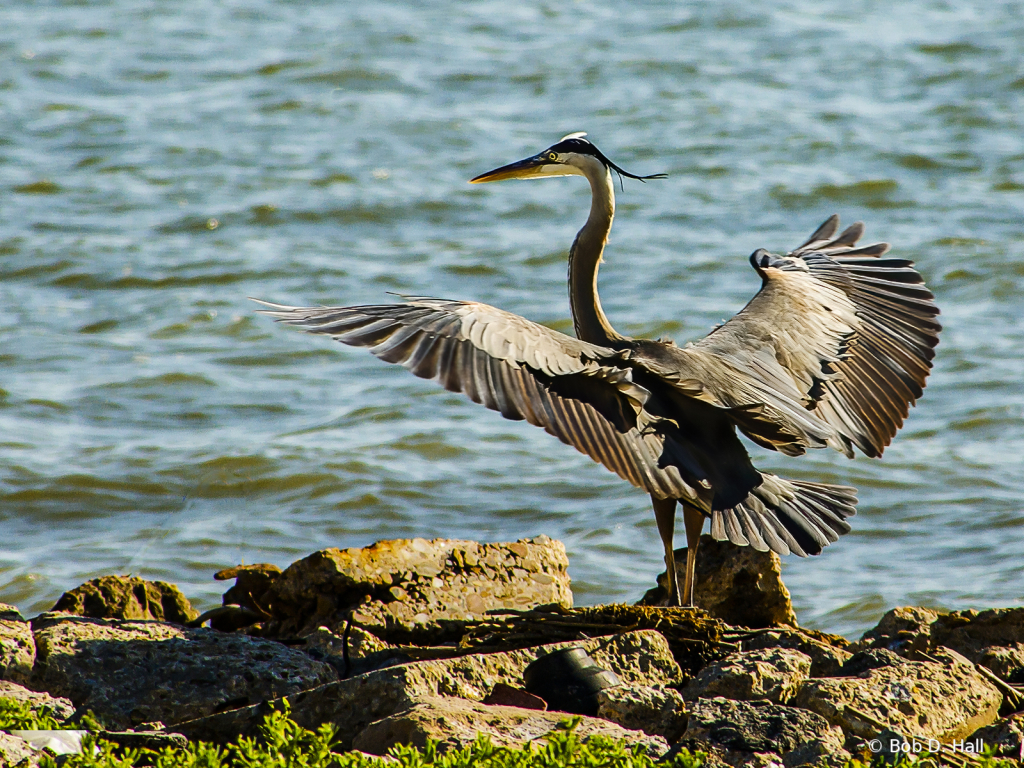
254 297 703 504
682 215 940 458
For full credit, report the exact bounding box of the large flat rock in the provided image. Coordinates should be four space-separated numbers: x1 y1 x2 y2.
174 629 681 748
793 656 1002 741
352 696 669 756
0 604 34 685
220 536 572 644
30 613 337 730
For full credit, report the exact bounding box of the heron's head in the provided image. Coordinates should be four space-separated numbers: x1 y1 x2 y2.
469 132 665 185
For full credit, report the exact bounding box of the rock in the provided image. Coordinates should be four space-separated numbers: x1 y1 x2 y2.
783 740 852 768
977 643 1024 683
198 564 284 632
639 535 796 629
351 696 669 756
682 697 845 763
933 607 1024 648
99 730 191 751
30 613 337 730
683 648 811 705
301 626 348 665
932 608 1024 662
220 537 572 644
173 629 681 748
458 604 726 679
0 731 39 767
793 655 1002 741
970 712 1024 761
853 606 939 655
215 563 282 614
0 681 75 720
52 575 198 624
483 683 547 710
0 604 34 685
302 624 403 676
345 624 394 660
920 609 1024 688
925 644 975 667
741 628 851 677
839 648 908 677
595 684 687 741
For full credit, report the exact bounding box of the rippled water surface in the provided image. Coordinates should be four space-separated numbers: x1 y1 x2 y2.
2 1 1023 637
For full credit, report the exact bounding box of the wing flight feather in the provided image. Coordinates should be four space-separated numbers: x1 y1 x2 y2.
254 297 702 504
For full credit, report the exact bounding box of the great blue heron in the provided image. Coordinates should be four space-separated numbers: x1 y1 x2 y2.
256 133 940 607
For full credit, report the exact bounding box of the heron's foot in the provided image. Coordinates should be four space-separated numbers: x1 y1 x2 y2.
655 594 699 609
655 574 686 607
645 582 681 608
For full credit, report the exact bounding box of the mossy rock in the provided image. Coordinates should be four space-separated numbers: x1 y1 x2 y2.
52 575 198 624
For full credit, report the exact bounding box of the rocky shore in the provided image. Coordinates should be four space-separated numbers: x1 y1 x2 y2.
2 535 1023 766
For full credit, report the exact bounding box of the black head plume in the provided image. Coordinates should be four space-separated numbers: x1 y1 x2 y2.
550 133 667 190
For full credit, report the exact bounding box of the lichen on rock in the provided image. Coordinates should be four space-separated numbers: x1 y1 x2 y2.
29 612 337 730
0 603 34 685
174 629 681 749
595 684 687 741
351 696 670 757
214 537 572 645
51 575 198 624
739 627 850 677
681 697 846 765
793 655 1002 741
682 647 811 704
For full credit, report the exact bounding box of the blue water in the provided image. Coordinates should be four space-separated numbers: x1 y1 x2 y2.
1 0 1022 638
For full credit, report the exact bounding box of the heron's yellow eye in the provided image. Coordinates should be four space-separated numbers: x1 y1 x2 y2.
548 152 557 161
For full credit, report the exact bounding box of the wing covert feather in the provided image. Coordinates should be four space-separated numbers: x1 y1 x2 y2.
681 215 940 458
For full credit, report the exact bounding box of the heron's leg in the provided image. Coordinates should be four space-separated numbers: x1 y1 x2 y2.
651 496 680 606
681 504 705 607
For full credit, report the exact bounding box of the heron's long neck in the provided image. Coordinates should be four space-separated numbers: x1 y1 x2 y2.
569 166 626 346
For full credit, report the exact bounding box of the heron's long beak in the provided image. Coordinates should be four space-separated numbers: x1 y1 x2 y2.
469 154 549 183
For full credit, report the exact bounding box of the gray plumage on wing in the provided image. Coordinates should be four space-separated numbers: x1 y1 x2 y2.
256 135 940 606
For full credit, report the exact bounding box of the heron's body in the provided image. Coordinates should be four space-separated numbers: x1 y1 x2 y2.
258 134 940 606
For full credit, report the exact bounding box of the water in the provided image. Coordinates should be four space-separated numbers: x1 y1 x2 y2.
1 0 1022 639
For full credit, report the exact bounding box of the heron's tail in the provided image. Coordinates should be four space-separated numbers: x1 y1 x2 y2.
709 474 856 558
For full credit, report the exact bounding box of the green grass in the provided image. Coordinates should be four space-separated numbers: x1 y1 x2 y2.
847 752 1019 768
2 699 705 768
0 697 66 731
4 697 1019 768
